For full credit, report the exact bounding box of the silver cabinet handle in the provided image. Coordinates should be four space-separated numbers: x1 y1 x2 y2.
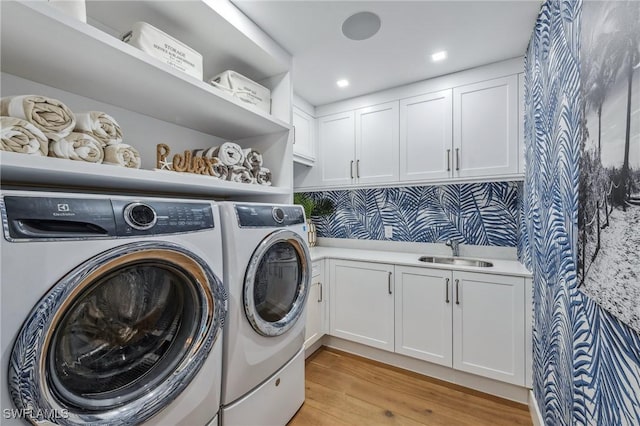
350 160 354 179
447 149 451 172
293 125 296 144
455 148 460 171
356 159 360 178
455 279 460 304
445 278 450 303
318 282 323 302
388 272 392 294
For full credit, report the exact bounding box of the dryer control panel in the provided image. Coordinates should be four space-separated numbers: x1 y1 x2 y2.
2 196 214 240
235 204 305 227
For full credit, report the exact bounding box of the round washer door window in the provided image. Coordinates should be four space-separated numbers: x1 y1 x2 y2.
244 230 311 337
9 241 226 425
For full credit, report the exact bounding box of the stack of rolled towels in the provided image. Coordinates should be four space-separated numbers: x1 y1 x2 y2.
0 95 141 168
194 141 272 186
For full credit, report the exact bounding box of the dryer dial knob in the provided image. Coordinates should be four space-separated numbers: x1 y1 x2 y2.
124 203 157 230
272 207 285 223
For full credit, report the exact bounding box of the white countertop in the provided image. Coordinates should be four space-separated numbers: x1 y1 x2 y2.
309 246 532 278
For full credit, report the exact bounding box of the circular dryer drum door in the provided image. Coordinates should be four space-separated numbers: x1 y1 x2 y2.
244 230 311 337
9 241 226 426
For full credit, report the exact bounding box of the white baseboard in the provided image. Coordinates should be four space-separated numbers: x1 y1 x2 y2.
304 339 323 358
322 336 529 404
528 390 543 426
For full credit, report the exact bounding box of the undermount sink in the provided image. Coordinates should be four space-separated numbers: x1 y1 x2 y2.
418 256 493 268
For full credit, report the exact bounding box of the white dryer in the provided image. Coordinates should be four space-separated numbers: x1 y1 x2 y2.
218 203 311 426
1 190 227 426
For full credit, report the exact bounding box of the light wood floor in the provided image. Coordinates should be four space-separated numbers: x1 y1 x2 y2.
288 347 532 426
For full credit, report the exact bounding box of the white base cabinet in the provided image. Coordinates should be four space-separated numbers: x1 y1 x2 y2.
329 259 395 352
328 260 528 387
394 266 452 367
452 271 525 386
305 260 326 349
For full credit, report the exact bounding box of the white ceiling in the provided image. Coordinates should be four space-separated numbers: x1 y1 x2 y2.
232 1 541 107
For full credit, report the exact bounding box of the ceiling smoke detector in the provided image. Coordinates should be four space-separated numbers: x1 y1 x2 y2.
341 11 381 41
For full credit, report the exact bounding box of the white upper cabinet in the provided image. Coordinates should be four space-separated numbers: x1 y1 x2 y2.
453 75 519 178
317 101 399 187
318 111 356 186
518 73 526 174
399 90 453 182
452 271 525 386
355 101 400 184
293 106 315 165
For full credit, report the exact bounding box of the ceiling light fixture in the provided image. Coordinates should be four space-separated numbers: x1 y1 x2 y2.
431 51 448 62
336 79 349 88
342 11 381 41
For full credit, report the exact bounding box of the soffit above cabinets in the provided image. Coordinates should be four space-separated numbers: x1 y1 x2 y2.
232 1 540 106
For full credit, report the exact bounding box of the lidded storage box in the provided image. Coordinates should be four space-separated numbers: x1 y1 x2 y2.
123 22 203 81
209 71 271 113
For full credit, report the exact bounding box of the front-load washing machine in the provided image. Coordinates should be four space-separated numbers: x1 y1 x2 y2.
218 202 311 426
0 190 227 425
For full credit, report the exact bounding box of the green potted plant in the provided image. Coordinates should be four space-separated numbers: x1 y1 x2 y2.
293 193 334 246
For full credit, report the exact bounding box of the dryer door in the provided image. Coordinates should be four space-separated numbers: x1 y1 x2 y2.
244 230 311 337
9 241 226 426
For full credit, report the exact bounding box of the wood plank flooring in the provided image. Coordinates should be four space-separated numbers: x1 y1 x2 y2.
288 347 532 426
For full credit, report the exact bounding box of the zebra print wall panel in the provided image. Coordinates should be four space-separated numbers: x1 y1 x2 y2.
522 0 640 424
300 181 520 246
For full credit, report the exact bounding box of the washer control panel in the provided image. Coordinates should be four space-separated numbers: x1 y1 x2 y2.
236 204 305 227
2 196 214 240
112 200 214 236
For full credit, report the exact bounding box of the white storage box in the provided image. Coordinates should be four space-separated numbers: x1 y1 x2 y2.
123 22 203 81
209 70 271 113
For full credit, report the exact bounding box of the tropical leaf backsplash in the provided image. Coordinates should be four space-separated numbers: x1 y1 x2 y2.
299 181 520 247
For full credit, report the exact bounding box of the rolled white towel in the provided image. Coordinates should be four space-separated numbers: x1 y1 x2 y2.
201 156 229 179
104 143 141 168
1 95 76 139
252 167 272 186
74 111 123 146
211 142 244 166
228 165 254 184
243 148 263 169
49 132 104 163
1 116 48 156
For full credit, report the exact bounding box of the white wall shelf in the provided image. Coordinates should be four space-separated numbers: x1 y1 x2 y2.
0 1 291 141
0 152 290 198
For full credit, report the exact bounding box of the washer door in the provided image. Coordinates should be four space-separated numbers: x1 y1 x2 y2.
244 230 311 337
9 241 226 425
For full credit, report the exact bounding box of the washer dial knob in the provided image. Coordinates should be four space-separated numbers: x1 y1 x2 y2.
124 203 157 230
272 207 285 223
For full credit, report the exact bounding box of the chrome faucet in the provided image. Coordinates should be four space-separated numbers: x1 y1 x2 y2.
445 239 460 257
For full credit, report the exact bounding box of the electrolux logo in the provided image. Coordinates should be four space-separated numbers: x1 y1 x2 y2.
53 203 75 217
3 407 70 420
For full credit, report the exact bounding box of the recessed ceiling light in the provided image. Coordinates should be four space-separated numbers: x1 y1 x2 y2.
342 11 381 41
336 79 349 88
431 51 448 62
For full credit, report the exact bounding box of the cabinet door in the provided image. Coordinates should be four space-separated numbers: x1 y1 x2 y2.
452 271 525 385
305 261 325 349
394 266 452 367
518 73 525 174
453 75 518 178
400 90 453 182
329 260 394 351
355 101 399 184
318 111 355 186
293 106 315 164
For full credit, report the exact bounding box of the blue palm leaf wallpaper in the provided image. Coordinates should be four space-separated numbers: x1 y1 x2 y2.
522 0 640 424
299 181 520 246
